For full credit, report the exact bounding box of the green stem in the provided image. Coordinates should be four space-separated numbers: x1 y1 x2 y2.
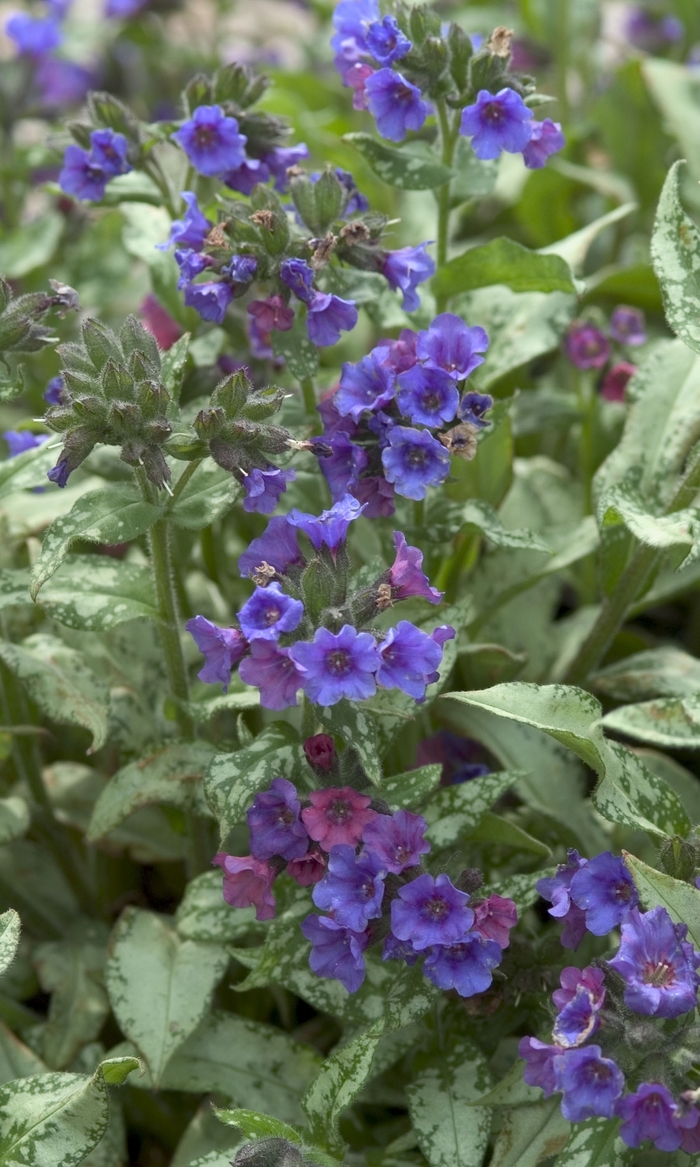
165 457 203 511
435 102 459 313
413 499 425 530
554 0 571 126
301 694 317 741
300 377 319 428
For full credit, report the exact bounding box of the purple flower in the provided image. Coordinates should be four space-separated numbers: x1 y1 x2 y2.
214 852 276 920
416 313 489 380
3 431 48 457
460 88 534 160
615 1083 682 1152
379 329 418 374
610 305 647 346
388 531 442 604
247 777 308 862
248 296 295 333
522 119 565 169
287 850 326 887
569 851 638 935
280 258 315 303
381 426 451 501
90 129 130 177
223 158 270 195
383 243 435 312
552 985 601 1048
175 248 210 289
289 624 380 705
564 323 610 370
300 914 367 993
238 515 303 578
242 467 295 514
608 906 700 1019
472 895 518 949
287 493 365 555
552 966 605 1012
365 69 428 143
518 1037 559 1097
391 872 474 950
238 641 302 710
6 13 61 55
302 786 377 851
172 105 247 177
626 9 684 52
183 281 233 323
397 365 459 427
306 293 358 346
226 254 257 285
237 582 304 643
377 620 453 701
303 734 335 772
318 431 368 501
336 351 397 421
44 376 64 405
185 615 248 690
105 0 145 16
47 458 70 488
458 391 493 429
383 934 420 964
424 934 503 996
600 362 636 402
331 0 379 82
59 146 108 202
555 1046 625 1123
35 58 92 106
352 475 395 517
312 844 386 931
156 192 211 252
536 849 588 950
264 143 310 192
366 15 411 64
346 62 374 111
362 809 430 874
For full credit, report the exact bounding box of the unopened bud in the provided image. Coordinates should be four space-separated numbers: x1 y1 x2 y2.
303 733 336 773
439 423 478 460
659 835 700 884
455 868 484 894
232 1137 305 1167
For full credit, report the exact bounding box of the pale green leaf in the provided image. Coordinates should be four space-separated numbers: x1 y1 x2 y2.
0 801 29 845
343 133 453 190
167 460 239 530
37 555 159 631
0 444 56 501
624 852 700 949
0 914 20 979
423 771 524 849
592 647 700 702
406 1037 492 1167
540 203 636 274
434 237 576 302
204 724 306 839
212 1108 302 1145
462 500 551 553
553 1116 634 1167
33 921 110 1070
303 1020 385 1152
0 211 63 278
175 871 258 943
161 332 191 404
650 160 700 354
467 1060 541 1109
0 1020 46 1086
489 1098 570 1167
601 694 700 748
272 309 319 379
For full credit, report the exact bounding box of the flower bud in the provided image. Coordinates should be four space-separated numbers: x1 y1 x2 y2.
233 1138 305 1167
303 734 336 773
210 370 250 418
659 835 700 884
313 168 343 234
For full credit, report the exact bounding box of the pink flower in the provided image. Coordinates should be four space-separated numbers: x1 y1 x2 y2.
213 852 276 920
473 894 518 948
247 295 295 333
303 734 336 772
553 965 606 1011
301 786 377 851
287 849 328 886
600 361 636 403
139 294 183 350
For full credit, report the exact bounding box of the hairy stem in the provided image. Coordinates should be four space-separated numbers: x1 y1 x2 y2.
300 376 319 429
435 102 459 313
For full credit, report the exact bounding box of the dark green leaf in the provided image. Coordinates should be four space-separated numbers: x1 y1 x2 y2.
434 238 576 302
343 134 453 190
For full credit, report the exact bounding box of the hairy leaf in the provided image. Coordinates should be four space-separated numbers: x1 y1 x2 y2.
37 555 159 631
204 724 306 839
434 237 576 301
406 1037 492 1167
651 160 700 354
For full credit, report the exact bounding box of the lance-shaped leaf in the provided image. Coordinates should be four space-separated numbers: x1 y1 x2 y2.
105 908 228 1086
343 133 453 190
175 871 258 943
599 481 700 562
624 852 700 949
458 286 575 391
272 309 319 380
406 1037 492 1167
0 913 20 978
540 202 636 273
468 1060 542 1110
33 921 111 1070
0 634 109 753
433 237 576 302
552 1115 636 1166
167 460 239 530
462 500 551 553
0 1055 138 1167
204 724 306 839
381 764 441 810
36 555 159 631
318 702 383 786
650 160 700 354
30 486 162 599
0 441 56 501
423 771 525 849
160 332 190 404
303 1020 385 1154
489 1098 570 1167
0 570 31 613
601 694 700 749
592 647 700 702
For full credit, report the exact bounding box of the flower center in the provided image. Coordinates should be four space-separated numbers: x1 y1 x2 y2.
424 894 449 920
406 447 427 468
397 83 413 104
264 606 281 626
328 798 351 823
194 126 215 148
423 392 441 412
484 102 504 124
327 649 351 675
279 808 296 825
643 960 675 987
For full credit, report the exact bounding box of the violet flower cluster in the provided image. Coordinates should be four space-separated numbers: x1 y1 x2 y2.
316 313 492 512
564 304 647 403
186 495 454 709
5 0 93 108
59 128 132 203
521 850 700 1152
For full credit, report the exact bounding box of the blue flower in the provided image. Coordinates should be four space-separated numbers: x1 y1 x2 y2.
569 851 638 935
289 625 380 705
6 13 62 55
522 118 565 169
238 641 302 710
223 158 270 195
333 167 370 215
377 620 453 701
156 192 211 252
458 391 493 429
238 515 303 578
242 466 295 515
280 258 315 303
518 1037 559 1097
552 985 601 1048
608 906 700 1019
383 243 435 312
47 458 70 488
44 376 64 405
336 351 397 421
183 281 233 323
382 934 420 964
388 531 442 604
555 1046 625 1123
3 431 49 457
237 582 304 642
331 0 379 83
174 248 210 289
317 431 368 502
247 778 309 862
365 69 428 143
171 105 247 177
397 365 459 427
423 934 503 996
312 844 386 931
35 58 92 107
460 88 534 160
615 1083 683 1152
362 809 430 874
391 872 474 950
264 143 310 192
536 848 588 950
226 255 257 285
89 129 130 177
185 615 248 690
366 15 411 64
306 293 358 346
59 129 130 202
287 493 365 555
300 914 368 993
381 426 450 500
416 313 489 379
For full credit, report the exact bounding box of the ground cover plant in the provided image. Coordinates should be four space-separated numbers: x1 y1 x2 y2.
5 0 700 1164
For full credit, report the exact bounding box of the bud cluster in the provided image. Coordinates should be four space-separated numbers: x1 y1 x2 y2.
0 276 78 361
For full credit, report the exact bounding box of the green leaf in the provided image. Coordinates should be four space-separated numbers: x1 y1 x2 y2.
406 1037 492 1167
381 764 441 811
167 460 239 530
456 287 575 390
0 801 29 844
0 913 20 978
30 486 162 600
553 1116 634 1167
462 499 551 552
33 922 111 1069
0 443 56 501
0 211 63 278
0 840 78 937
592 647 700 702
204 724 306 840
343 133 453 190
624 852 700 949
489 1099 570 1167
423 771 524 849
121 202 185 325
159 1010 322 1123
540 203 637 274
470 811 552 858
87 741 216 841
599 481 700 561
468 1060 542 1109
36 555 159 631
434 237 576 302
445 398 513 506
643 59 700 184
303 1020 385 1153
272 309 319 380
318 701 383 785
176 870 258 943
0 570 30 613
0 634 109 753
104 908 228 1086
0 1056 137 1167
601 695 700 749
451 138 498 201
212 1108 302 1145
650 161 700 354
160 333 191 404
0 1021 47 1086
